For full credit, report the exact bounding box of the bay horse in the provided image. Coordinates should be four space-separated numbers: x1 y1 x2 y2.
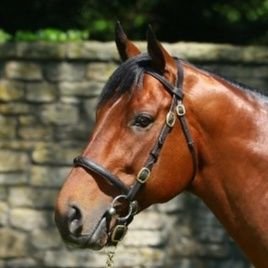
55 23 268 267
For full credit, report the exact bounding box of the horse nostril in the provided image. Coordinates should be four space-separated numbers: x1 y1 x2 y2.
68 205 83 235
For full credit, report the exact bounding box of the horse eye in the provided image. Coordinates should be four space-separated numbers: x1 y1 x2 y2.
133 114 154 128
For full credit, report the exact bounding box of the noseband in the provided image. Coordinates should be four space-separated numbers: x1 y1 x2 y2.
73 60 197 245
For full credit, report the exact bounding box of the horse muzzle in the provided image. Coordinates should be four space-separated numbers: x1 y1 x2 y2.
55 196 135 250
74 219 109 250
58 213 109 250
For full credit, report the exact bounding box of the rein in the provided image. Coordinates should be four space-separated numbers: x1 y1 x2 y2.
73 60 197 251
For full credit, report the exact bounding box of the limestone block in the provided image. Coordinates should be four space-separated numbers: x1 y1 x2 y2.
0 103 31 114
115 247 165 268
0 150 29 172
25 82 57 102
15 42 66 59
44 62 85 82
0 187 7 200
123 229 167 247
83 98 98 123
0 115 17 139
166 258 204 268
168 42 268 63
8 187 58 208
3 41 105 61
0 201 8 226
10 208 52 231
252 66 268 78
171 234 229 259
242 45 268 64
59 81 103 97
0 80 24 101
0 173 28 185
59 96 80 104
43 249 106 267
214 260 253 268
30 166 69 187
201 65 268 93
40 103 79 125
31 228 61 250
196 225 226 243
32 143 80 165
172 236 203 257
0 63 3 77
0 140 38 151
18 126 53 141
66 41 118 60
5 258 37 267
130 211 164 230
198 242 229 258
237 78 268 93
8 187 33 207
86 62 117 81
0 228 28 257
155 192 188 213
195 205 220 227
0 43 17 58
18 115 39 126
5 61 42 80
54 123 91 141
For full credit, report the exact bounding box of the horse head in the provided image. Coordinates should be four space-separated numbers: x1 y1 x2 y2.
54 23 197 250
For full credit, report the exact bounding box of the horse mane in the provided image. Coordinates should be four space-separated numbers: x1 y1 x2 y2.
97 54 151 107
181 61 266 102
98 53 265 107
209 69 267 102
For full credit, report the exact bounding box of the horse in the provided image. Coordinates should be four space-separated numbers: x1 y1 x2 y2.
54 22 268 268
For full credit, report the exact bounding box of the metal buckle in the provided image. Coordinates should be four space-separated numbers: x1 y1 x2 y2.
109 195 133 221
111 224 128 243
176 102 186 116
166 111 176 127
136 167 151 183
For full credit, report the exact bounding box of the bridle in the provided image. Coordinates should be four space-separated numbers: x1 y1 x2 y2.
73 59 197 246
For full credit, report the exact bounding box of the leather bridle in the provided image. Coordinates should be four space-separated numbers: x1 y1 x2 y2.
73 59 197 245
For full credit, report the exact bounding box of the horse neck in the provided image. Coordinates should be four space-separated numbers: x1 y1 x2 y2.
183 63 268 266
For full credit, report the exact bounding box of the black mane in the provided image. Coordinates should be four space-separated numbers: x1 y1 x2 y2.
98 53 264 107
98 54 152 107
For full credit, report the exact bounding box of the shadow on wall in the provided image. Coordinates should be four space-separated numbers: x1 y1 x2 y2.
160 193 251 268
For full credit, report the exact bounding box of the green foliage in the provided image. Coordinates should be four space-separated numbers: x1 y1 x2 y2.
0 29 11 43
213 0 268 23
76 0 158 40
210 0 268 44
0 29 90 43
0 0 267 44
14 29 89 42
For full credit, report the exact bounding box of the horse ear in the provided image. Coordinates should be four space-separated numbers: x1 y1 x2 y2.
115 21 141 61
147 25 176 76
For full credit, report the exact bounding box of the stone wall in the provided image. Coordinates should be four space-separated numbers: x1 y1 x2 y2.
0 41 267 268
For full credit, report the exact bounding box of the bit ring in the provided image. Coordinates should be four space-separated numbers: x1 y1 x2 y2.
109 195 133 221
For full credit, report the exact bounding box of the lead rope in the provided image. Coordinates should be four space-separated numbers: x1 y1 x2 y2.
105 245 117 268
